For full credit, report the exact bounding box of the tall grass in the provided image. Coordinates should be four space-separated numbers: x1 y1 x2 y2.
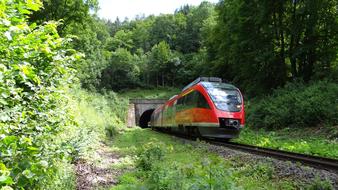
39 88 129 189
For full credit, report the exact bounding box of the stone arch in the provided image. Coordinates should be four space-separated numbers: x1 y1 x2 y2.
139 109 155 128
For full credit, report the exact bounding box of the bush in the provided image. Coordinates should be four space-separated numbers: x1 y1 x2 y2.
60 88 128 162
0 1 80 189
247 81 338 129
133 142 238 190
137 143 165 171
145 158 238 190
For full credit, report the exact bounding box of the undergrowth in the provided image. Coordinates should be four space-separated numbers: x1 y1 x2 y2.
247 81 338 129
37 88 128 189
108 128 322 190
234 126 338 159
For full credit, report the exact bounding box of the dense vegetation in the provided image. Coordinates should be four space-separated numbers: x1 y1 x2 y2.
0 1 79 188
0 1 126 189
0 0 337 189
247 81 338 129
27 0 338 95
110 128 334 189
235 126 338 159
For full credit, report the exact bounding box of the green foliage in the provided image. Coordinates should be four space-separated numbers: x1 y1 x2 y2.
120 87 180 99
63 88 128 161
136 143 165 171
29 0 98 34
235 127 338 159
307 177 334 190
146 41 181 87
99 48 140 90
247 81 338 129
68 16 111 89
36 161 76 190
110 129 307 190
38 88 128 189
108 30 134 51
0 0 80 189
207 0 338 96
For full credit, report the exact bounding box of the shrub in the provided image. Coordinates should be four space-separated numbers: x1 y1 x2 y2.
64 88 128 162
247 81 338 129
307 177 334 190
0 1 80 189
145 158 238 190
137 143 165 171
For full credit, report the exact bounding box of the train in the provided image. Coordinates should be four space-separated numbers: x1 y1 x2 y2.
145 77 245 139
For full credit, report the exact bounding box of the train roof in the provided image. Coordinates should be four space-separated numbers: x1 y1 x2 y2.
182 77 236 92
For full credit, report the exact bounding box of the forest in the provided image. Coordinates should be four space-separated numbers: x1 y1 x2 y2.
0 0 337 189
28 0 338 96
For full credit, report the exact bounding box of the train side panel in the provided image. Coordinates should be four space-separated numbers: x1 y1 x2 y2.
150 79 245 139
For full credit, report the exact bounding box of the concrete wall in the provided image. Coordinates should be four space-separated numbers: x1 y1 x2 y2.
127 99 166 127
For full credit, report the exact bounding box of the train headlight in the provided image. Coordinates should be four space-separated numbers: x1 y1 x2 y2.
228 119 240 127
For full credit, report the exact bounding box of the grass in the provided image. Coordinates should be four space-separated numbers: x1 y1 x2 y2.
120 87 180 99
39 88 129 189
105 128 323 190
41 87 336 189
234 126 338 159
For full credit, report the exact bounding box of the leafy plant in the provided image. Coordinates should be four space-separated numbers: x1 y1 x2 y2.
247 81 338 129
0 0 80 188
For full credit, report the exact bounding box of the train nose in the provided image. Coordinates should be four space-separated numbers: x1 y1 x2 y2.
219 118 241 129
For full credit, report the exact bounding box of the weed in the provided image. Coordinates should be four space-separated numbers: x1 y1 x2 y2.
110 129 305 190
307 177 334 190
235 127 338 159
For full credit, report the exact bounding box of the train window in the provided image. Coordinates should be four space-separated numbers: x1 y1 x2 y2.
203 83 242 112
176 96 185 111
185 92 196 108
196 92 210 109
177 96 184 105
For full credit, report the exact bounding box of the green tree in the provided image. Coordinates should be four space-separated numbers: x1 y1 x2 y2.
147 41 180 86
207 0 337 96
149 14 186 50
99 48 140 90
176 2 215 53
69 16 112 89
29 0 98 35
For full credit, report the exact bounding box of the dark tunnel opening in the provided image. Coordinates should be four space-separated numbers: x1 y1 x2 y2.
139 109 154 128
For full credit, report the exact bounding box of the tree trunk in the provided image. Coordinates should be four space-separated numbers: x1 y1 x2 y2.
290 1 297 78
156 73 159 87
162 73 164 87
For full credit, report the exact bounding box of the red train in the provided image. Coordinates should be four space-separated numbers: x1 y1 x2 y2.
149 77 245 139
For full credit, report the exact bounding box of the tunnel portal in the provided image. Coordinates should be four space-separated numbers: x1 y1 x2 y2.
127 99 166 128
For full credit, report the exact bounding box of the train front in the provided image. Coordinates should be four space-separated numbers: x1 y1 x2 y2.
199 82 245 139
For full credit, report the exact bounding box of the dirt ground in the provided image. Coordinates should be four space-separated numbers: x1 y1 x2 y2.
75 143 126 190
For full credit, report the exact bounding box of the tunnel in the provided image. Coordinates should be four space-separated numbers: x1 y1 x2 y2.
139 109 155 128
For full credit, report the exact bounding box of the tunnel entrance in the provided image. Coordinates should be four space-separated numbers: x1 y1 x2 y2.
139 109 154 128
126 99 166 127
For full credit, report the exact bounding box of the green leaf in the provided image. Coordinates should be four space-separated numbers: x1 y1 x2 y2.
22 170 34 179
2 136 18 145
0 175 13 185
0 98 8 106
26 0 42 11
39 160 48 168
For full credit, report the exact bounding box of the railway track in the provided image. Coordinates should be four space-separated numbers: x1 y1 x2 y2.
156 130 338 172
208 140 338 172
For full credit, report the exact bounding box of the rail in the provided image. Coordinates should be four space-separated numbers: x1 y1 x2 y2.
156 130 338 172
209 140 338 172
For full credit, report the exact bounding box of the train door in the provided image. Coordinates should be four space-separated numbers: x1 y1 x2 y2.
171 100 177 127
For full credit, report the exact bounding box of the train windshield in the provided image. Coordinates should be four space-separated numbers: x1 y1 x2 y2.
202 82 242 112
